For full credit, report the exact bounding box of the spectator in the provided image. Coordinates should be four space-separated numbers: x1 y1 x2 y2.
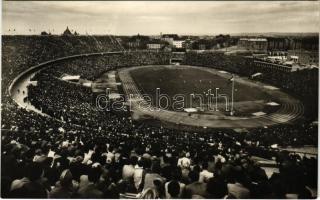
10 162 47 198
142 161 165 191
227 166 251 199
183 170 207 198
122 156 137 181
199 161 214 183
167 180 180 199
164 168 185 198
133 158 145 191
206 177 228 198
49 169 77 198
76 167 103 198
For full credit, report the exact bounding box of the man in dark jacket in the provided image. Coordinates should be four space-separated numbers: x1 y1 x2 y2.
76 166 103 198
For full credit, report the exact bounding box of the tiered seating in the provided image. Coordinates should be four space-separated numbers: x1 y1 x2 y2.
1 37 318 199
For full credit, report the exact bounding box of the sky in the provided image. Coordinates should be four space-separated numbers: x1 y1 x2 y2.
2 1 319 35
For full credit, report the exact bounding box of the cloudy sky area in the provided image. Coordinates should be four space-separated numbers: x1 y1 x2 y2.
2 1 319 35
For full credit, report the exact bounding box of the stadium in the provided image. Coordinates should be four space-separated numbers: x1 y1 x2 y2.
2 35 318 199
1 1 319 199
7 49 305 131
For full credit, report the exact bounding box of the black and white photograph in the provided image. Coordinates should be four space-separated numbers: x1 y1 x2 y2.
1 1 319 199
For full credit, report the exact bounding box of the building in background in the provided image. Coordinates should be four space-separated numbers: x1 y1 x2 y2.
124 34 150 50
265 37 318 66
147 43 162 50
147 40 168 50
161 34 179 45
172 40 185 48
287 50 319 66
253 58 303 72
238 38 268 51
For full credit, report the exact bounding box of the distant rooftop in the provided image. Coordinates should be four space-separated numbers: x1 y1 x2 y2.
240 38 267 42
162 34 179 39
249 38 267 42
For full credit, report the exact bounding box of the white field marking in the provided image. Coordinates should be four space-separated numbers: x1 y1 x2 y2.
184 108 198 113
218 70 229 74
263 85 279 90
252 111 266 116
266 102 280 106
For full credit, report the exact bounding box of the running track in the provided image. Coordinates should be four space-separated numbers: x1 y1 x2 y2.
118 65 304 129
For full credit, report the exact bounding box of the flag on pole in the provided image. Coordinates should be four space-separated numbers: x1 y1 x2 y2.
230 75 235 116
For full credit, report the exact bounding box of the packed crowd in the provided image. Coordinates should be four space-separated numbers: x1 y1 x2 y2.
28 75 98 125
33 52 171 81
27 52 170 126
1 37 318 198
2 35 121 99
2 118 317 198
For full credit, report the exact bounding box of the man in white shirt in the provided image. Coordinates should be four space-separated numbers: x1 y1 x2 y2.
122 156 138 181
199 162 213 183
177 153 191 169
133 159 145 191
